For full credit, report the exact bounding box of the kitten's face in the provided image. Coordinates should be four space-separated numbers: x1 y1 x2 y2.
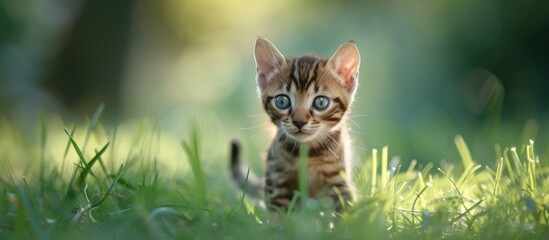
254 38 360 143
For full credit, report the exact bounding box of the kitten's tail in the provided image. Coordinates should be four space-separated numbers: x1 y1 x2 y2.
230 139 262 197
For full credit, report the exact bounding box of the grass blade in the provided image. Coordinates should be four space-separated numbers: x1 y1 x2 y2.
17 187 48 240
181 125 206 207
38 111 47 195
455 135 474 168
83 103 105 152
62 125 77 168
371 148 378 195
64 128 101 189
90 163 126 209
450 199 484 224
75 142 110 189
381 146 388 189
298 143 309 199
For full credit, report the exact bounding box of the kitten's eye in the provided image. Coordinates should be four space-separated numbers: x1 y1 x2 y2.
313 96 330 111
274 95 291 110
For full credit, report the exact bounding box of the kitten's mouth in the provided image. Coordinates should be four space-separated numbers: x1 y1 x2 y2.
286 129 316 142
294 130 307 136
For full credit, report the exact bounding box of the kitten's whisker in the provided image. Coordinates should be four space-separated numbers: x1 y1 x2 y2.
325 129 344 151
317 129 339 159
238 125 265 130
291 140 298 154
348 114 371 118
352 145 368 151
247 113 268 118
271 131 282 151
349 130 367 136
270 131 279 153
324 137 339 159
249 127 271 137
347 118 362 129
271 129 285 154
311 142 321 157
328 148 338 159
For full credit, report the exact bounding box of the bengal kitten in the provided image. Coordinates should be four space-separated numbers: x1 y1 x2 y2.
231 37 360 212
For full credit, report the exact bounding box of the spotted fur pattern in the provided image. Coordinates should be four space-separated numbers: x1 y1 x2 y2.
231 38 361 212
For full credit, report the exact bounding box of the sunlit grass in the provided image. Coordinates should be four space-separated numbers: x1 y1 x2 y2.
0 110 548 239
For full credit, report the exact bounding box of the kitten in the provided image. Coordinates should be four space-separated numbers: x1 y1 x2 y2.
231 37 360 212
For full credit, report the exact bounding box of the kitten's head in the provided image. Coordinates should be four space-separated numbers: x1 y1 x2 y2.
254 37 360 143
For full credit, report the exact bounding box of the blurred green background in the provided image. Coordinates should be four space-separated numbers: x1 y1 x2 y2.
1 0 548 167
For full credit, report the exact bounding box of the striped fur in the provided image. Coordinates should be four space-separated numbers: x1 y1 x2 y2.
231 38 361 212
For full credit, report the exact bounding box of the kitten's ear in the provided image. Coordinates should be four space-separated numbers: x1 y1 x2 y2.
254 37 285 90
328 41 361 95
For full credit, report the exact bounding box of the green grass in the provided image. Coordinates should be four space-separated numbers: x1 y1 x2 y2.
0 111 548 240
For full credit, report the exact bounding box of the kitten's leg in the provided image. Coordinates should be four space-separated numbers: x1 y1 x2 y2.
316 161 354 212
265 170 298 212
327 181 354 213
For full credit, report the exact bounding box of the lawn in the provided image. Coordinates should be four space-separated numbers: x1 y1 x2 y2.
0 106 548 240
2 0 549 239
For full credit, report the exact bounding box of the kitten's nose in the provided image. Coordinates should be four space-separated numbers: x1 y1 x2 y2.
293 121 306 129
